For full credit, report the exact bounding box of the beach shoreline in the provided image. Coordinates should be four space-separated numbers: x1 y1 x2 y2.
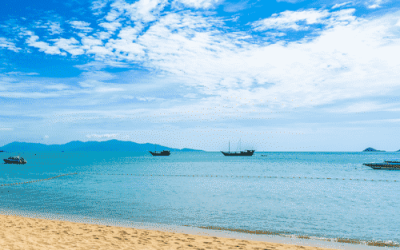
2 211 394 250
0 213 345 250
0 209 395 250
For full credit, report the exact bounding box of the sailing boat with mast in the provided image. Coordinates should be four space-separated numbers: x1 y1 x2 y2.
149 144 170 156
221 140 255 156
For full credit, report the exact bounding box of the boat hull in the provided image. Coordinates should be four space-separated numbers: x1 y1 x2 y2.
363 163 400 170
149 151 170 156
221 150 255 156
3 159 27 164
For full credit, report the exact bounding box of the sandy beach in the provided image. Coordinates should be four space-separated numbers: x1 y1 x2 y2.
0 214 339 250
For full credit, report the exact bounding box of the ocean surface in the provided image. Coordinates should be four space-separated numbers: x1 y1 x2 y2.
1 151 400 248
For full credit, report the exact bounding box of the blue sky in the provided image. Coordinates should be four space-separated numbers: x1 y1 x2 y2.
1 0 400 151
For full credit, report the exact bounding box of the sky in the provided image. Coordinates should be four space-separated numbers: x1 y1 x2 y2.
1 0 400 151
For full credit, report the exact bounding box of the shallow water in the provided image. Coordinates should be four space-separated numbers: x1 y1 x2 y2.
1 151 400 247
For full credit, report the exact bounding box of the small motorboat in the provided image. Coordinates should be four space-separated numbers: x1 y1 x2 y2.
4 156 27 164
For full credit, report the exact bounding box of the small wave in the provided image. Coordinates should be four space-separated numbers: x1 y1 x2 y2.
193 225 400 248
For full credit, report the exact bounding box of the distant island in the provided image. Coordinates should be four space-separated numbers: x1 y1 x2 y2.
363 147 385 152
0 140 203 153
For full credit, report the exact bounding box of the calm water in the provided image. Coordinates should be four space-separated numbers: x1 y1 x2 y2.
1 151 400 247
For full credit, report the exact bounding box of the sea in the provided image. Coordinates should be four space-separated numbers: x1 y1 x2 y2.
1 151 400 249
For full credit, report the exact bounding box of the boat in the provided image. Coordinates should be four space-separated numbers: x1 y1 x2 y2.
149 145 170 156
4 156 27 164
149 150 170 156
221 140 255 156
363 160 400 170
221 150 255 156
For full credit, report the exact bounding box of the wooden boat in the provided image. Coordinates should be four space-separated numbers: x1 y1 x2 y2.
221 140 254 156
363 160 400 170
149 150 170 156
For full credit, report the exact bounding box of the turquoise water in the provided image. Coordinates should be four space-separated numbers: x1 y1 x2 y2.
1 151 400 247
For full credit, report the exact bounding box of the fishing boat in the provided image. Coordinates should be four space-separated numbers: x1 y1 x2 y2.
4 156 27 164
363 160 400 170
221 140 255 156
149 145 170 156
149 150 170 156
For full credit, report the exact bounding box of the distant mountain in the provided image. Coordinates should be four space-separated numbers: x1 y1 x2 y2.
363 147 385 152
0 140 203 152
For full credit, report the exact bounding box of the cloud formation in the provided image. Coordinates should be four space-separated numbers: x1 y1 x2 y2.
174 0 223 9
70 21 93 32
86 133 118 138
0 37 20 52
1 0 400 149
367 0 386 9
252 8 355 31
4 3 400 114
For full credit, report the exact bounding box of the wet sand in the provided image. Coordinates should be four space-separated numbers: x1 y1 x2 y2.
0 214 338 250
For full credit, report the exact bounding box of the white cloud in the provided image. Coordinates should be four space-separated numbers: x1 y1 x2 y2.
86 133 118 138
9 3 400 117
332 1 352 9
47 22 63 35
86 45 113 57
52 37 84 56
137 97 157 101
79 36 110 57
69 21 93 32
349 118 400 124
0 75 80 99
224 1 250 12
112 0 168 23
252 9 331 31
0 91 63 98
105 9 122 22
6 72 39 76
367 0 385 9
91 0 110 15
25 31 65 55
129 9 400 111
117 25 143 40
106 37 145 57
44 84 70 90
327 102 394 113
0 37 20 52
99 21 122 32
252 8 356 32
95 86 124 92
174 0 223 9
